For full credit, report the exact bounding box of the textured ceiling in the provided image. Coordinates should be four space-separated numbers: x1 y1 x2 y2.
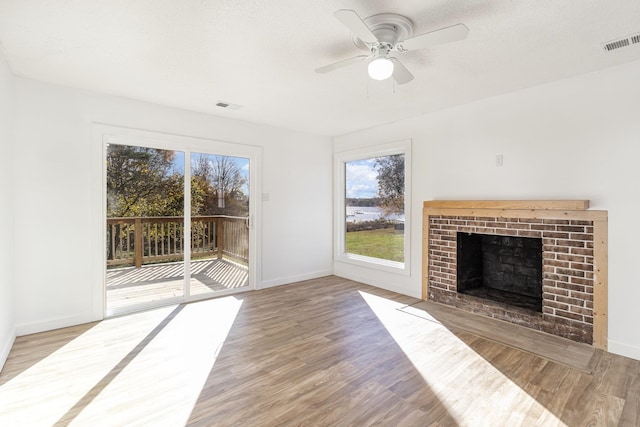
1 0 640 136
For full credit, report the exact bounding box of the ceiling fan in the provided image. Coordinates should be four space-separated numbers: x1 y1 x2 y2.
315 9 469 84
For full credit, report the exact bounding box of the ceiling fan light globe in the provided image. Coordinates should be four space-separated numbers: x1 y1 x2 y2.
368 58 394 80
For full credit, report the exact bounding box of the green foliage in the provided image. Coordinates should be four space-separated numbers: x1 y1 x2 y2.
107 145 184 217
345 219 395 232
374 154 404 216
345 228 404 262
346 197 381 207
107 146 249 219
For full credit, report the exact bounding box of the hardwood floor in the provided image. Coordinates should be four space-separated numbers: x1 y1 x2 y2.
1 276 638 426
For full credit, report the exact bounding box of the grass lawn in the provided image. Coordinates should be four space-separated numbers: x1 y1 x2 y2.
345 228 404 262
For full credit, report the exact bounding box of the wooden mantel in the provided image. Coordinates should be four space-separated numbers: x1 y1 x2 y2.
424 199 590 211
422 200 608 350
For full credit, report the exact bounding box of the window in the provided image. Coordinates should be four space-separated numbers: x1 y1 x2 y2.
335 140 411 275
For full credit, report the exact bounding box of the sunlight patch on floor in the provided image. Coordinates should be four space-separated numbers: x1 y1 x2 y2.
0 306 176 425
358 291 568 427
0 297 242 426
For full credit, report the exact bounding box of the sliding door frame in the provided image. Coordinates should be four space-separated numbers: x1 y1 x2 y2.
92 124 262 319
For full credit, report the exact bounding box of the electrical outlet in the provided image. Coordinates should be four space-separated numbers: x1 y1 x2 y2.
496 154 503 167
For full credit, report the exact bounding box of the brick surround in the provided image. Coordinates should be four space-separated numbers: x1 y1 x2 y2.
427 215 595 343
423 200 608 349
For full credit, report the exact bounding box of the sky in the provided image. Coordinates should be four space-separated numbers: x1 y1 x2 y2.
346 158 378 199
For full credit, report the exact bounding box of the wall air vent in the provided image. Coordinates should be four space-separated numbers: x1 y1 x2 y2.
603 38 630 52
602 33 640 52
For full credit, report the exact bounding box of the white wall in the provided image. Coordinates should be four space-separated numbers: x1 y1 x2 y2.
0 50 15 367
13 78 332 335
334 59 640 361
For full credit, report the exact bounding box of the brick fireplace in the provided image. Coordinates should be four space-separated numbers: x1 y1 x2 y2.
422 200 608 348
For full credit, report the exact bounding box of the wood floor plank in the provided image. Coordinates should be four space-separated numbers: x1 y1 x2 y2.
619 375 640 426
1 275 639 426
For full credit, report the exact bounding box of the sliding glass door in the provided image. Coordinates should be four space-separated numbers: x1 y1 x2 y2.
189 152 250 297
104 138 254 316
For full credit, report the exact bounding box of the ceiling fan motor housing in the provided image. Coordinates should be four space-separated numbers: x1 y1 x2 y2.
353 13 415 50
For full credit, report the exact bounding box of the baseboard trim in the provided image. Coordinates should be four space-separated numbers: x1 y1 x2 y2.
333 271 420 299
608 339 640 361
0 327 16 371
259 269 333 289
16 313 95 337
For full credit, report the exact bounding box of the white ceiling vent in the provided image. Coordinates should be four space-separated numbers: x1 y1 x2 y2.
215 101 243 110
602 33 640 52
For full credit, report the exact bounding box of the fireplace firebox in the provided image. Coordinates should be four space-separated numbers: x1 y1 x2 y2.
457 233 542 312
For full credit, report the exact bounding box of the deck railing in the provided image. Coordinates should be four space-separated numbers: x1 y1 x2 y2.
106 215 248 268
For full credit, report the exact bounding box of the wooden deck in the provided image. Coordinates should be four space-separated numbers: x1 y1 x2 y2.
106 258 248 312
2 276 639 425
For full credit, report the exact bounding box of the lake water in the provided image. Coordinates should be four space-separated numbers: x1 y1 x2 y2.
346 206 404 223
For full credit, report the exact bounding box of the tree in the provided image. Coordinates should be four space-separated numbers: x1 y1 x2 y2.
106 145 184 217
374 154 404 216
191 154 248 216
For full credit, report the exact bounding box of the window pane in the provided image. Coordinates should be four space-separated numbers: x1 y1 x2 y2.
189 153 250 296
105 144 185 314
345 154 405 262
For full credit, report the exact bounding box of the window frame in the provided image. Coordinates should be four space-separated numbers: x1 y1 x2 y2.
334 140 411 276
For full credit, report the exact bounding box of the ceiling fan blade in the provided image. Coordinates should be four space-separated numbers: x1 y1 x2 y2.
333 9 377 43
315 55 370 74
390 58 414 85
398 23 469 51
